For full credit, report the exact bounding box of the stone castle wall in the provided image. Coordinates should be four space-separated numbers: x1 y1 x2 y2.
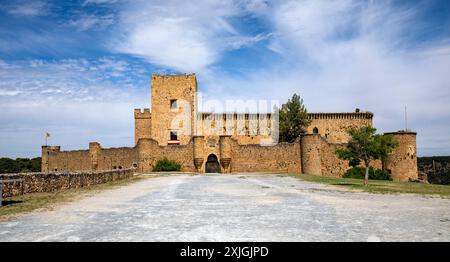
300 134 383 177
300 134 350 177
41 132 417 181
137 138 195 172
196 113 274 145
42 146 91 173
1 169 135 198
42 144 139 173
307 112 373 143
229 138 301 173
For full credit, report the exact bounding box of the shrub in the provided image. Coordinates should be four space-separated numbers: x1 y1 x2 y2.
343 166 392 181
152 158 181 172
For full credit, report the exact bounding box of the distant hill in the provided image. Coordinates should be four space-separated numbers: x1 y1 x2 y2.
418 156 450 185
0 157 41 174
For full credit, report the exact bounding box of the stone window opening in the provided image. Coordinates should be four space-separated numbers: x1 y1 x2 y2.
170 99 177 110
313 127 319 134
170 131 178 141
118 166 122 169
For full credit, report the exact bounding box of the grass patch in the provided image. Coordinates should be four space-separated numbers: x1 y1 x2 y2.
0 175 149 220
290 173 450 198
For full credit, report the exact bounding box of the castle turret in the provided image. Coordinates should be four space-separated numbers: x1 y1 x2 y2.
89 142 101 171
300 134 322 176
41 145 60 172
193 135 205 172
219 135 232 173
134 108 152 145
383 131 418 182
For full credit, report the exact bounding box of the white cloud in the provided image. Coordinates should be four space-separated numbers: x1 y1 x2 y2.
113 0 269 73
68 14 115 31
4 0 49 16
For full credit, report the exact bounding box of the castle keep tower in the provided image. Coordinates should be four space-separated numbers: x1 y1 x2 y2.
150 74 197 145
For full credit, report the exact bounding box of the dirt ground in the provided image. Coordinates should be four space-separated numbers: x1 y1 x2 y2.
0 173 449 241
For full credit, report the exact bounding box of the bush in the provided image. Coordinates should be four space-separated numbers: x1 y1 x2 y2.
152 158 181 172
343 166 392 181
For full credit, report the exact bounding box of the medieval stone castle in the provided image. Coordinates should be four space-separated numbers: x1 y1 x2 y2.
42 74 418 181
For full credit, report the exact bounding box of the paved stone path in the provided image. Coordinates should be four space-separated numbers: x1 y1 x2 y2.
0 173 449 241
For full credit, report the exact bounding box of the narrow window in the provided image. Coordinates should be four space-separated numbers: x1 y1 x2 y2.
313 127 319 134
170 131 178 141
170 99 177 109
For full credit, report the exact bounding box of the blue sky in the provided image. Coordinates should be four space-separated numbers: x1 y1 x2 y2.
0 0 450 157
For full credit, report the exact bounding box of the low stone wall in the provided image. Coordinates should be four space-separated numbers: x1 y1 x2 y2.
0 168 136 198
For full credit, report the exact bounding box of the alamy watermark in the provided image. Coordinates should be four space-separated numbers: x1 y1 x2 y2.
170 92 280 145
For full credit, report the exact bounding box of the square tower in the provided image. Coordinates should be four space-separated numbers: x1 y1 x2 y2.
151 74 197 145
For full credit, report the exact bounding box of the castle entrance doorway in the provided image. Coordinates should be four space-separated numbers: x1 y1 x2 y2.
205 154 220 173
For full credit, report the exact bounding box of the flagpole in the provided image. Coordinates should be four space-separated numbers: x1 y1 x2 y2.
405 106 408 132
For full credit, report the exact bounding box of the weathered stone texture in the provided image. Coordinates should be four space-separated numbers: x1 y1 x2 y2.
196 113 274 145
134 108 152 145
151 74 197 146
384 132 418 181
0 169 135 198
307 112 373 143
229 138 301 173
137 138 195 172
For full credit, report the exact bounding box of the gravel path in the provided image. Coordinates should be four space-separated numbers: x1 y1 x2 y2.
0 173 449 242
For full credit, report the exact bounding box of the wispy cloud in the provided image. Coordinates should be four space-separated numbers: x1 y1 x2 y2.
68 14 115 31
0 57 151 156
3 0 49 17
113 0 270 73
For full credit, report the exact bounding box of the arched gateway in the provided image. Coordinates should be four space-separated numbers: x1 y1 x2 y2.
205 154 220 173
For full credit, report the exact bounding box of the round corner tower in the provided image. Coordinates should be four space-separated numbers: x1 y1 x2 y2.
384 131 418 182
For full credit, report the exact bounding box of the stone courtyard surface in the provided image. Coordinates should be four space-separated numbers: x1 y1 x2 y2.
0 173 449 242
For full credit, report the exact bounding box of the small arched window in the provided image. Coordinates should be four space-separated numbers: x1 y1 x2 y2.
313 127 319 134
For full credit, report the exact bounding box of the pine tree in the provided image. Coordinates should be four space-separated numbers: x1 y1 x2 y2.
278 94 311 143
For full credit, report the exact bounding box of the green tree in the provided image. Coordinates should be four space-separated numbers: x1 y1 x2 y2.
336 126 398 186
278 93 312 143
0 157 41 173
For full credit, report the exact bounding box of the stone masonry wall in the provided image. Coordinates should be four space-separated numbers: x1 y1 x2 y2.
307 112 373 144
230 138 301 173
42 144 139 173
137 138 195 172
301 134 383 177
44 149 91 172
1 169 135 198
96 147 139 171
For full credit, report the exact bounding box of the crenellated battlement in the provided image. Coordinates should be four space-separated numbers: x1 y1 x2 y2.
134 108 151 119
42 145 61 151
307 112 373 120
151 73 196 81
